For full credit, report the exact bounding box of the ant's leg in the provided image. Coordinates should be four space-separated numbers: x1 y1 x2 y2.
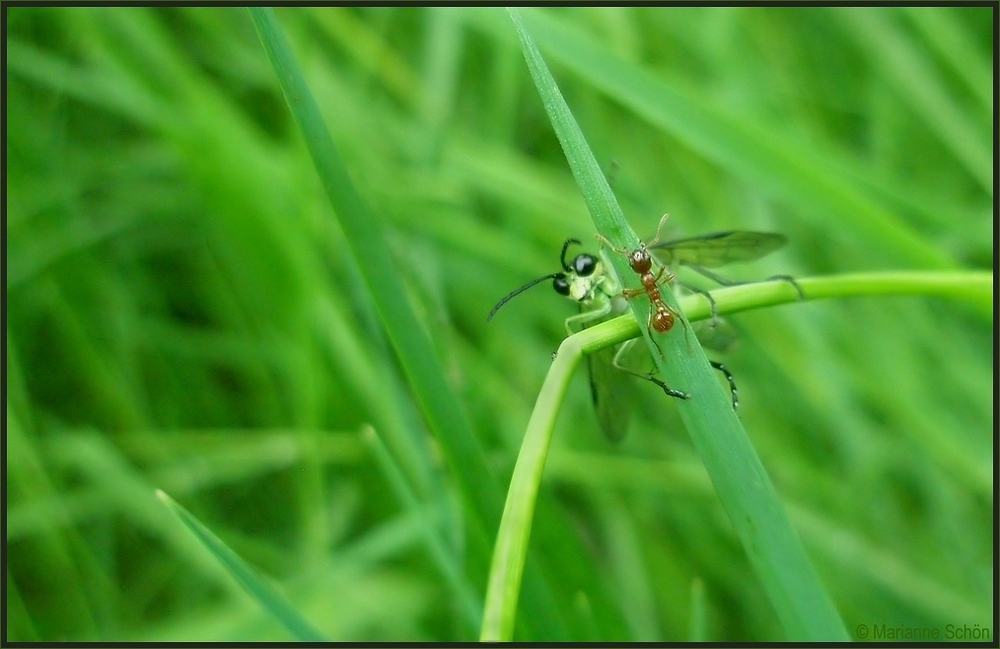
709 360 738 410
645 309 667 361
672 302 692 351
645 267 676 294
612 340 690 401
648 267 691 345
649 266 671 286
595 233 630 256
644 266 691 348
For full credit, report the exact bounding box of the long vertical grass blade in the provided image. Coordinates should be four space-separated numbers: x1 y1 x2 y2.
507 9 956 270
246 6 500 535
499 8 849 641
246 8 568 639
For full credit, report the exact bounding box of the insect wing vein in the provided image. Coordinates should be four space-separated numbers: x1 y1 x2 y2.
651 231 787 268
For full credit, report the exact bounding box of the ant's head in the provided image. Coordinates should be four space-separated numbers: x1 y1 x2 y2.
627 246 652 274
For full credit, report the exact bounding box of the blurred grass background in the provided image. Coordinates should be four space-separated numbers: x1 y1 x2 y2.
5 6 993 642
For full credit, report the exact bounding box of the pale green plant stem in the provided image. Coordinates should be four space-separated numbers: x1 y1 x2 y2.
506 8 850 641
480 269 991 641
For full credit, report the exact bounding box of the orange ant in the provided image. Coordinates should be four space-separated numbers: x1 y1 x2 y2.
596 213 687 342
597 214 742 409
595 213 693 401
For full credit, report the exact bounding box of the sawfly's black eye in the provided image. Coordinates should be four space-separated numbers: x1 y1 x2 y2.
574 254 597 277
553 275 570 296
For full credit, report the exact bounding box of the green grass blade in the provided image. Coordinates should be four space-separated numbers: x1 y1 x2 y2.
246 7 501 535
247 9 570 638
7 7 990 643
688 578 707 642
510 9 956 270
361 426 483 633
482 262 986 640
498 9 849 641
685 271 993 321
835 8 992 192
902 7 992 113
156 490 326 642
479 322 585 641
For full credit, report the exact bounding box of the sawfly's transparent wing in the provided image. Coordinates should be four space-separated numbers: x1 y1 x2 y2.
651 231 787 268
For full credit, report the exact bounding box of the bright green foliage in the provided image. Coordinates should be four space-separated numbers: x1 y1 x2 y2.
6 6 993 642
